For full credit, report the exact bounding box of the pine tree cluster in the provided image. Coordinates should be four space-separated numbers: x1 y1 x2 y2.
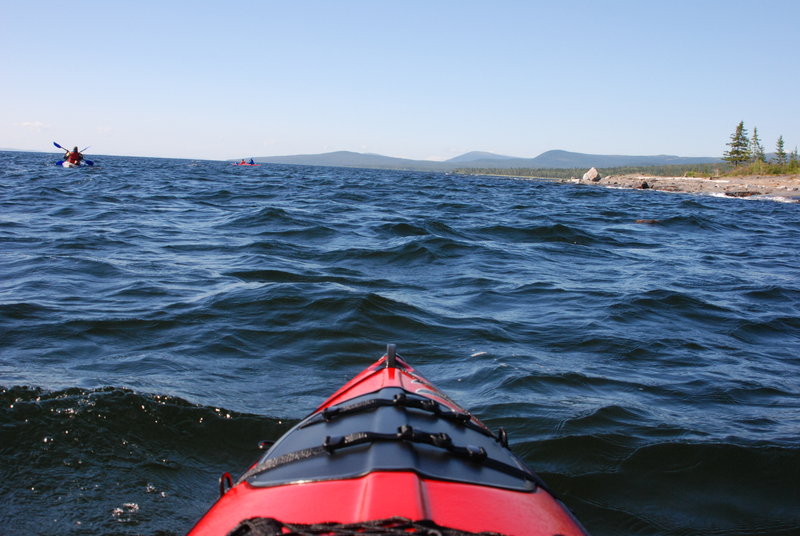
723 121 798 171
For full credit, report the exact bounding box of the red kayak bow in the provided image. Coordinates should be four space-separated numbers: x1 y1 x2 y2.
189 345 589 536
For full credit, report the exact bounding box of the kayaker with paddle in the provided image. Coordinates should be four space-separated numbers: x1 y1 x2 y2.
52 142 94 167
64 146 84 166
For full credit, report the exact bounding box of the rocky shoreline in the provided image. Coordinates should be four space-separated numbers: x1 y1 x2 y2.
561 171 800 202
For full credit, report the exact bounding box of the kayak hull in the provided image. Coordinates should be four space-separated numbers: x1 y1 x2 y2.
56 160 93 167
188 348 589 536
194 472 585 535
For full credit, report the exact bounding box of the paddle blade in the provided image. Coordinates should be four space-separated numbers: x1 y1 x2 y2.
84 160 94 166
53 141 64 150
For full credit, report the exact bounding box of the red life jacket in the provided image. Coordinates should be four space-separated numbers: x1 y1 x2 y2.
67 152 83 164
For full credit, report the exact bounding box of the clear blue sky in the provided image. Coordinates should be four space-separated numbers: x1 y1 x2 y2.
2 0 798 161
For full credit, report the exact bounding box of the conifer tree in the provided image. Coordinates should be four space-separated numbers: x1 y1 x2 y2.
723 121 751 166
750 127 765 162
774 135 787 165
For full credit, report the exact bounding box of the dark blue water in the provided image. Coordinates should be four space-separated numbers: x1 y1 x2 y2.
2 151 799 536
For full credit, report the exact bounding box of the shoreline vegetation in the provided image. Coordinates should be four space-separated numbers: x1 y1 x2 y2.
455 122 800 202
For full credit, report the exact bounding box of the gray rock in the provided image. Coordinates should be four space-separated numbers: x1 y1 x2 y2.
583 167 600 181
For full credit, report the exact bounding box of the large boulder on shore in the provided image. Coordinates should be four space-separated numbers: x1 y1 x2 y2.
583 167 601 181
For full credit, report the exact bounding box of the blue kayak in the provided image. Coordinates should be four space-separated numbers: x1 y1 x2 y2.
55 160 94 167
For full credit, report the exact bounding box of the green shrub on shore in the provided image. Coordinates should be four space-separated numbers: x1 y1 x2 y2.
723 159 800 177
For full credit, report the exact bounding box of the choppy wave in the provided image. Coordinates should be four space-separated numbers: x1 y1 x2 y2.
0 386 288 535
1 151 800 535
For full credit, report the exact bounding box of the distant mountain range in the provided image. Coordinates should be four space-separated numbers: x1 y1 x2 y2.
245 149 722 171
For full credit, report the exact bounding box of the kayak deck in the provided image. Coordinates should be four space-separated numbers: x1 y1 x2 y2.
188 346 588 536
